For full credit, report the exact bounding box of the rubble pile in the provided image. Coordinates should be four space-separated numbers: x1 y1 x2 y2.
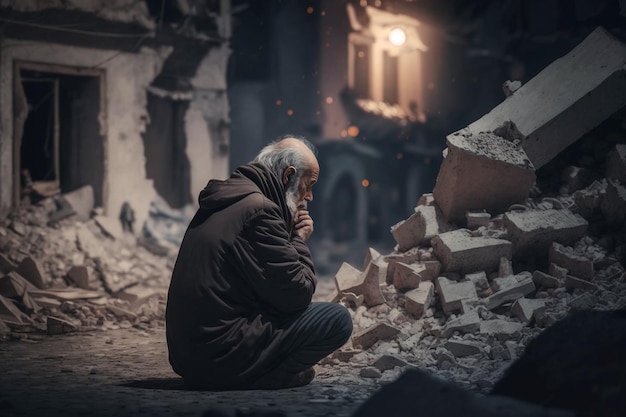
0 196 175 340
324 27 626 392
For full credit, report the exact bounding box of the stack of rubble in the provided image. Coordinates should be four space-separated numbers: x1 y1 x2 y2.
324 27 626 391
0 187 175 340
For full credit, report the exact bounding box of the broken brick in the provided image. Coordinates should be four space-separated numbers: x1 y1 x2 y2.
435 276 478 313
549 242 594 281
15 256 48 289
404 281 434 318
504 209 588 257
432 229 512 273
352 322 400 350
432 130 535 222
511 298 547 323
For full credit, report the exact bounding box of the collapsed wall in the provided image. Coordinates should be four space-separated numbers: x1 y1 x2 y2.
324 27 626 390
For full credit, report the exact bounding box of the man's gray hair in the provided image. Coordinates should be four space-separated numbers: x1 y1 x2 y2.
253 135 317 183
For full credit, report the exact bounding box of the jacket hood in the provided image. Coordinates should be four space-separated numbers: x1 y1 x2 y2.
197 163 292 222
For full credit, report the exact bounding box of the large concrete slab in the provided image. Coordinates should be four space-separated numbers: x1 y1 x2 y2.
432 131 535 222
465 27 626 169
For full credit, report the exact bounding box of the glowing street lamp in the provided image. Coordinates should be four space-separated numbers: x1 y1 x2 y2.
388 27 406 46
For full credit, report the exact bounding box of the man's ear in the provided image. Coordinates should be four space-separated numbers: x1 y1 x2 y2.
282 166 296 185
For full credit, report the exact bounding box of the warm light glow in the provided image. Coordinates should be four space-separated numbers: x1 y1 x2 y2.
361 179 370 187
275 100 282 106
340 129 348 138
389 27 406 46
347 125 359 137
396 153 404 159
307 6 314 14
357 51 365 58
287 109 294 116
325 96 334 104
360 0 367 6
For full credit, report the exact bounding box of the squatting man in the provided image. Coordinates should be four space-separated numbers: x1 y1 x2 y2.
166 135 353 389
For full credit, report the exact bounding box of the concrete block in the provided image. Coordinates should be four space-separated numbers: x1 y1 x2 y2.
601 179 626 227
532 270 562 288
511 298 547 323
480 320 524 337
432 229 512 273
391 205 450 251
564 275 598 292
466 211 491 229
61 185 94 222
484 278 535 310
442 311 480 337
15 256 48 289
0 271 38 298
504 209 588 257
404 281 434 318
352 322 400 350
363 247 382 271
549 263 568 281
393 262 421 291
435 277 478 313
444 340 482 357
335 261 385 307
372 354 410 372
549 242 594 281
0 294 31 325
67 265 92 290
421 261 441 281
94 215 124 240
573 180 606 218
606 144 626 184
432 130 535 222
465 271 489 291
384 248 420 284
466 27 626 169
115 285 160 311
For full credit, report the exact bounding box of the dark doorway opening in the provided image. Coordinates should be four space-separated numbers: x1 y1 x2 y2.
16 64 105 207
142 92 191 209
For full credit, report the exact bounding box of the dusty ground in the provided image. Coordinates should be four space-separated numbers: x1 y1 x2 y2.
0 277 383 417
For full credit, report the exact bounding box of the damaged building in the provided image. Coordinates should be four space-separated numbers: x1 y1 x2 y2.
0 0 231 233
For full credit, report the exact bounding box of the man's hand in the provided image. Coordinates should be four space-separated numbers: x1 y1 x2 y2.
294 206 314 241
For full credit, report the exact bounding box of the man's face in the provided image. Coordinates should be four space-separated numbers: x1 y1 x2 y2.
285 168 318 215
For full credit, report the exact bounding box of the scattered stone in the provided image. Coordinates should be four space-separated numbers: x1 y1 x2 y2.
393 262 421 291
549 242 594 281
533 270 562 288
564 275 598 291
432 229 512 274
466 211 491 230
498 257 514 277
15 256 48 289
432 130 535 222
61 185 94 222
46 316 77 335
0 254 16 275
372 354 410 372
511 298 547 323
404 281 434 318
480 320 524 337
549 263 568 281
435 277 478 313
568 292 597 310
504 209 588 257
115 286 161 311
94 215 124 240
352 322 401 350
444 340 482 357
484 278 536 310
360 367 382 379
442 311 481 337
0 271 38 298
465 271 490 292
67 266 92 290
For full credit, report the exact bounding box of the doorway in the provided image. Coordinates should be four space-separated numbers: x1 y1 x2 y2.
13 61 106 207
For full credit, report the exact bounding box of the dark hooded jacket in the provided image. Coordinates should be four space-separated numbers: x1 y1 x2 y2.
165 163 317 388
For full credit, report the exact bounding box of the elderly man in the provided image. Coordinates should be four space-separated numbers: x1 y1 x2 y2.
166 135 353 390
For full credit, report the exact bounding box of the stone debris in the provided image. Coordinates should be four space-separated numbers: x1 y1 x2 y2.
484 277 535 310
404 281 434 318
352 322 401 350
432 130 535 222
335 261 385 307
511 298 547 323
0 200 172 340
465 27 626 169
432 229 512 273
504 209 588 257
435 277 478 313
444 340 482 357
549 242 594 281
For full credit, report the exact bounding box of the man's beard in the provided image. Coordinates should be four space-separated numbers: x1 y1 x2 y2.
285 185 300 217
